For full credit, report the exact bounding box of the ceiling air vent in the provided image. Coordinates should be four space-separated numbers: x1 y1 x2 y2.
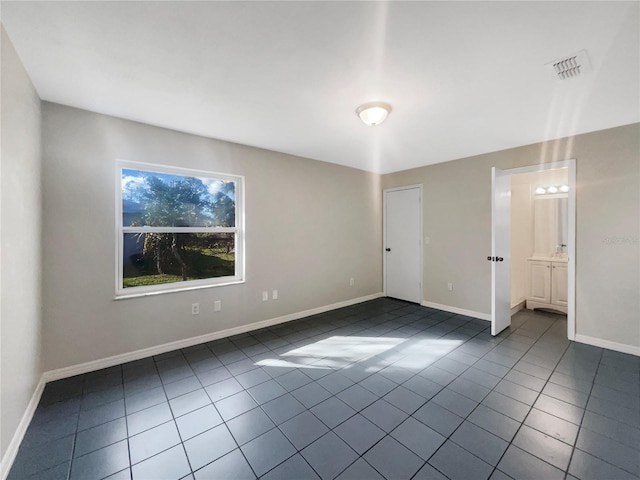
547 50 592 80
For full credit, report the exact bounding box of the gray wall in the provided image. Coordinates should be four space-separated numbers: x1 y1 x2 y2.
382 123 640 350
0 27 43 459
41 103 383 371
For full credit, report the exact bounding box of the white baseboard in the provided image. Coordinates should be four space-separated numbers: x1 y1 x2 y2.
421 301 490 322
510 300 526 315
43 292 383 382
574 334 640 357
0 378 46 480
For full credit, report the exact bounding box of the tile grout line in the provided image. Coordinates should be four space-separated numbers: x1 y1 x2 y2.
298 306 493 479
17 301 632 480
561 347 605 480
400 319 507 480
249 300 429 479
156 352 200 480
10 302 504 480
4 300 406 479
416 315 569 480
120 362 131 480
240 301 468 479
77 301 481 480
300 309 500 480
485 321 573 480
66 367 91 480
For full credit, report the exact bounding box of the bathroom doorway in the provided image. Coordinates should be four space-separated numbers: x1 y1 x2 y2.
491 160 576 340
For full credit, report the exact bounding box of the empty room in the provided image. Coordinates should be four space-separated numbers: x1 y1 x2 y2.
1 1 639 480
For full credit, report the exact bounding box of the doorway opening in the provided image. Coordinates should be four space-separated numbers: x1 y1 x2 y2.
491 160 576 340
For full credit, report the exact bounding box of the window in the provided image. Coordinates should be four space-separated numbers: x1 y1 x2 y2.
116 161 244 297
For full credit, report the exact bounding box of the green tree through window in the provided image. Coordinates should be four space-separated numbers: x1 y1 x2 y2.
118 163 243 295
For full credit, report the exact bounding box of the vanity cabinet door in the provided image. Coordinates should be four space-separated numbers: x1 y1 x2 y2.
529 261 551 304
551 263 568 306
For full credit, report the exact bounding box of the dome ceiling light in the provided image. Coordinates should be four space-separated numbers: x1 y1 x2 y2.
356 101 392 126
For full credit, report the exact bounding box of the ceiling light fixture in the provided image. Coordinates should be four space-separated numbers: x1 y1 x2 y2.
356 101 392 126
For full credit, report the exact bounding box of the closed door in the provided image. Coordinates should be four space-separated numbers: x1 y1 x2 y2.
384 187 422 303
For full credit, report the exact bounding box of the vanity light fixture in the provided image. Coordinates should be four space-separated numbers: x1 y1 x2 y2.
356 101 392 126
535 185 570 195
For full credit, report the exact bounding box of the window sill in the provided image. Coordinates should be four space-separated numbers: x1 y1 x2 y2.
114 279 245 300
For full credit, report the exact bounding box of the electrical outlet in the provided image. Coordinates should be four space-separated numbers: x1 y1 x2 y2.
262 291 269 301
349 277 355 287
214 300 221 312
191 303 200 315
447 283 453 291
272 290 278 300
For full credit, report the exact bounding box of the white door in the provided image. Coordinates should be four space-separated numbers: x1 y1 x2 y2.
384 187 422 303
491 168 511 335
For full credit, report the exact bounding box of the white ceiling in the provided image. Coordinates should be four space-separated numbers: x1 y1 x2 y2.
2 1 638 174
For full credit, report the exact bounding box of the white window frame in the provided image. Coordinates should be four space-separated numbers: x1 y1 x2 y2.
115 160 245 299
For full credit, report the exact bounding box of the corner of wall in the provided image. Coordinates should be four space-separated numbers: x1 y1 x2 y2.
0 25 45 477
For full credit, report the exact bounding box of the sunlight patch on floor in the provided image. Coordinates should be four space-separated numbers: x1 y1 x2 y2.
254 336 465 372
391 339 464 369
256 336 406 370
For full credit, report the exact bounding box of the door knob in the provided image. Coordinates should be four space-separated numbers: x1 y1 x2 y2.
385 248 391 252
497 257 504 262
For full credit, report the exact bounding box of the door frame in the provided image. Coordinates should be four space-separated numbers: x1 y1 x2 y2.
491 159 576 340
383 184 424 303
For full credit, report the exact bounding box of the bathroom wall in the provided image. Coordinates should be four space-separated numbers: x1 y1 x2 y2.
510 179 532 308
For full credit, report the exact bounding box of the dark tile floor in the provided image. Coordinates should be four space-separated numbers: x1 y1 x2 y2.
9 298 640 480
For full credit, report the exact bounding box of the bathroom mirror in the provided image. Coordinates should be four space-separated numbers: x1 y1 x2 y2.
533 196 568 256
